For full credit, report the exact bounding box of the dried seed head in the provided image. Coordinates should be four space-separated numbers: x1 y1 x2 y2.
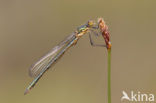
98 18 111 49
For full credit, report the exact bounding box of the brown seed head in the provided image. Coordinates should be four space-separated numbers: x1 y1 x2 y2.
98 18 111 49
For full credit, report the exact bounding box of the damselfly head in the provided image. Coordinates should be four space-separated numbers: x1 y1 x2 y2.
87 20 94 27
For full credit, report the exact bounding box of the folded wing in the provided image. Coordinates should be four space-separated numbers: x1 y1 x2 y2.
29 33 76 77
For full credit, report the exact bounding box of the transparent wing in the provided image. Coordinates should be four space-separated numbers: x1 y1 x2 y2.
29 33 76 77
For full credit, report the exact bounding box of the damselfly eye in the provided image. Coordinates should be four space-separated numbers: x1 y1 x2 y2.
87 20 94 27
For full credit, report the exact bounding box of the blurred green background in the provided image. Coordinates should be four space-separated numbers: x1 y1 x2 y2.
0 0 156 103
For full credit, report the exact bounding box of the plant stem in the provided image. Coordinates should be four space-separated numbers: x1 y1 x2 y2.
108 49 111 103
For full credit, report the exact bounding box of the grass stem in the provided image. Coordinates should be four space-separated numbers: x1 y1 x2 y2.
107 49 111 103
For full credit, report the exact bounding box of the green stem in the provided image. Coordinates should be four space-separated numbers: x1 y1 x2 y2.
108 49 111 103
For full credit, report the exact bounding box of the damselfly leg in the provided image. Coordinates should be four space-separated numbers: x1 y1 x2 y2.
89 33 106 47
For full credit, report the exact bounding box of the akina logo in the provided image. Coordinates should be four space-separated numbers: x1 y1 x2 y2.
121 91 154 102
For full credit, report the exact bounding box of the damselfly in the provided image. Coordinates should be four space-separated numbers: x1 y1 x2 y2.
24 20 99 95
